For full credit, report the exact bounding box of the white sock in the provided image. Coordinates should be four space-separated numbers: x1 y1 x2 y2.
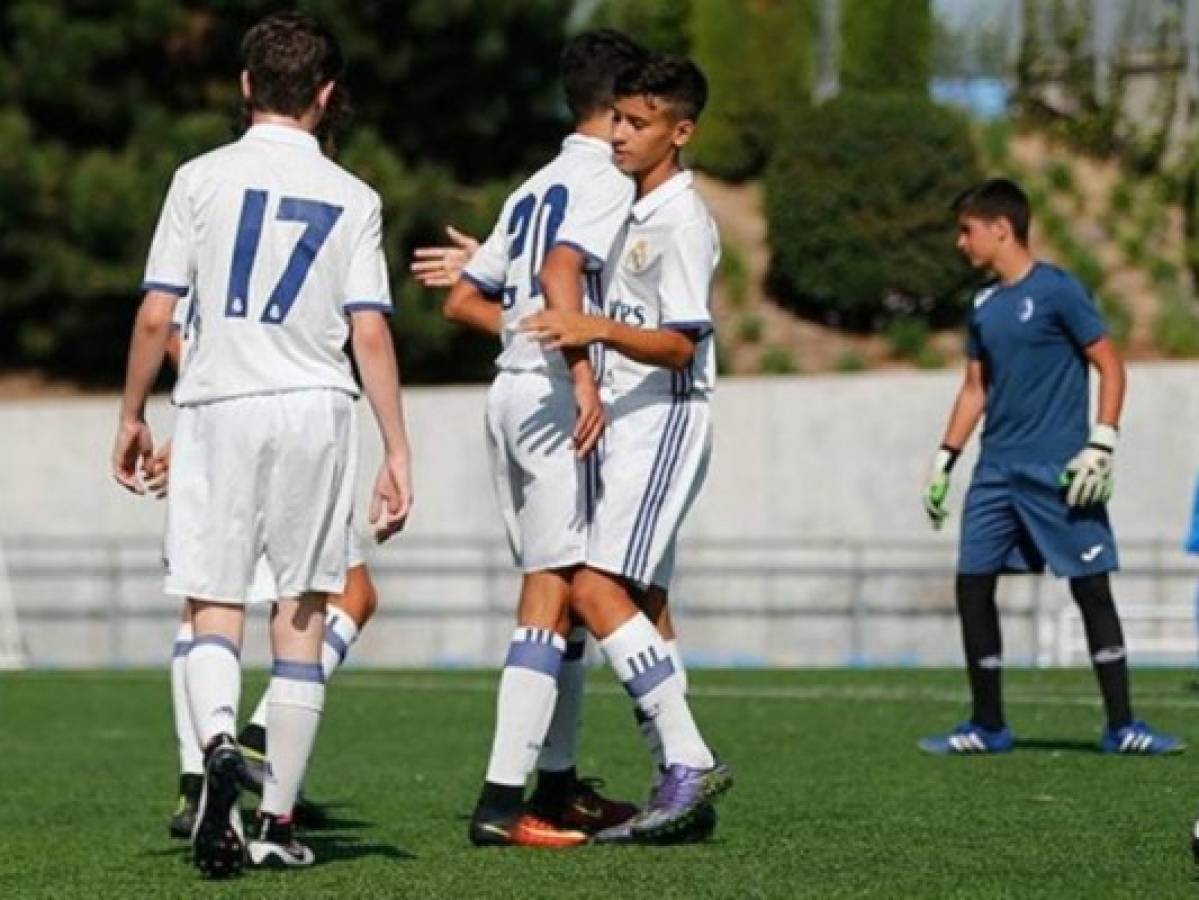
171 623 204 776
601 614 714 770
484 627 565 786
538 626 588 772
633 639 687 779
246 609 360 731
185 635 242 748
261 661 326 818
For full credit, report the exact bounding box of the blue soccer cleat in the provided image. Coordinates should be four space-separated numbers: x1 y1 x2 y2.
1099 720 1184 755
919 721 1014 755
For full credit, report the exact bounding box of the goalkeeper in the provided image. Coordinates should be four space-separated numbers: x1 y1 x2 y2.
919 178 1182 756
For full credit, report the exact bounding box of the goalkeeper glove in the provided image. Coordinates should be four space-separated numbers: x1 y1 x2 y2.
1062 423 1117 507
922 445 960 531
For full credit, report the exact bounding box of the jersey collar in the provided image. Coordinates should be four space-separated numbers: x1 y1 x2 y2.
561 133 614 159
631 170 693 223
243 123 321 152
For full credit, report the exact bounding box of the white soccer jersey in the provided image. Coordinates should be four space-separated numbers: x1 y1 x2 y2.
143 124 392 406
462 134 633 377
601 170 719 395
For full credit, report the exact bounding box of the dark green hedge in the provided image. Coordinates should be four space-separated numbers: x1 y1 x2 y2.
764 92 981 330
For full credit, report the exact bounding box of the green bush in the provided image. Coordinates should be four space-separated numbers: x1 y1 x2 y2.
885 317 930 360
760 345 798 374
1147 256 1179 287
841 0 932 94
737 312 764 344
719 245 750 309
1119 233 1147 267
1108 180 1134 216
835 350 868 373
589 0 691 53
686 0 813 180
1062 243 1105 293
914 346 946 369
764 93 981 330
1097 292 1132 348
1153 290 1199 357
1044 160 1075 195
977 120 1012 167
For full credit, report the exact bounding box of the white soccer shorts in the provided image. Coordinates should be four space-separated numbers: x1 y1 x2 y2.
247 527 365 603
165 389 357 604
587 389 711 590
485 370 590 572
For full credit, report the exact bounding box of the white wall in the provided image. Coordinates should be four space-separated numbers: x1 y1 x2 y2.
3 363 1198 667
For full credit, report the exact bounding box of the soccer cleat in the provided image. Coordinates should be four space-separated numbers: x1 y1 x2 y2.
593 801 717 845
1191 817 1199 866
468 808 589 848
626 761 733 842
192 735 247 879
529 775 638 834
1100 720 1184 755
248 812 315 868
168 773 204 840
918 721 1014 755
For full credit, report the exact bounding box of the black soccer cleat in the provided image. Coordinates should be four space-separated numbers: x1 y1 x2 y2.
192 734 247 879
168 773 204 840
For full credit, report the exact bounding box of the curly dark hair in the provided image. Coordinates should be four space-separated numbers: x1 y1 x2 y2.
614 53 708 122
560 28 647 122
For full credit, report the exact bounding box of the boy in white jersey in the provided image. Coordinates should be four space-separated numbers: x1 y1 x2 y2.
522 54 729 842
440 30 644 847
155 298 380 840
112 13 411 877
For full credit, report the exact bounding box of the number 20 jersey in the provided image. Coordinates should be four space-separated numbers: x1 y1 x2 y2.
142 123 392 407
462 134 633 378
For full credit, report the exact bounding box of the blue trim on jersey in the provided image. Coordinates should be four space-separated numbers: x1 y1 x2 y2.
271 659 326 684
172 639 192 658
142 281 190 296
343 300 394 316
552 239 605 271
663 319 714 341
462 271 503 299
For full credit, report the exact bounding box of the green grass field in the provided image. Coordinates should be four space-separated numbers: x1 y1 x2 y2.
3 668 1199 898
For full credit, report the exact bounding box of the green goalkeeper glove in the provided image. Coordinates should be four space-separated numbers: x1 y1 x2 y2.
1061 423 1117 507
922 445 960 531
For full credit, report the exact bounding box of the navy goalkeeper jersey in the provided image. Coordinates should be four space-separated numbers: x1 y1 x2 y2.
966 262 1108 466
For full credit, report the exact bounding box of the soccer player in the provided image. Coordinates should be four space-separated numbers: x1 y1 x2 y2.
439 29 644 847
919 178 1181 756
157 233 377 843
112 11 412 877
520 53 731 842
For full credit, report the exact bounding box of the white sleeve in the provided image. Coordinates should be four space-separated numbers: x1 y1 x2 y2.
169 295 191 332
659 219 718 334
343 194 393 315
142 170 194 296
462 218 508 297
553 173 633 270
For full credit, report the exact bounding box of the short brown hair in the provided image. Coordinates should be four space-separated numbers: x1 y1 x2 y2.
952 178 1031 245
242 12 343 117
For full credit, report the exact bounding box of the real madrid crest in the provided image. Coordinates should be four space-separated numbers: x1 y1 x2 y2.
625 239 650 273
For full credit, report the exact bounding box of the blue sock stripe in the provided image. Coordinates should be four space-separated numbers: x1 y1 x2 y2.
324 623 350 663
172 639 193 658
271 660 325 684
623 650 676 699
505 638 564 679
191 634 240 659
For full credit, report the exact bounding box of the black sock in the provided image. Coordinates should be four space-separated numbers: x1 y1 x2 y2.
238 722 266 754
531 766 576 807
956 574 1004 731
179 773 203 800
477 781 524 818
1070 574 1133 730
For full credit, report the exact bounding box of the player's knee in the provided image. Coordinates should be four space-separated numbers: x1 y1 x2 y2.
569 570 609 620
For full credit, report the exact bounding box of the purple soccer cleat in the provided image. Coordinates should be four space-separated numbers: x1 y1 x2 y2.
625 761 732 842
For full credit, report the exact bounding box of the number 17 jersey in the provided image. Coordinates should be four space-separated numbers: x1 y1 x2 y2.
462 133 633 377
142 123 392 407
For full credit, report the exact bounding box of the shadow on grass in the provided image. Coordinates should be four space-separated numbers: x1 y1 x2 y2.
1012 738 1102 754
307 832 416 864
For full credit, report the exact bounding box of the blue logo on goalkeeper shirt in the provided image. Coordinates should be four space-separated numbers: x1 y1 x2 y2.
1018 297 1035 322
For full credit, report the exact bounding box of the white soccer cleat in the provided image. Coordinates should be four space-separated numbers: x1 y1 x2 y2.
248 812 316 868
